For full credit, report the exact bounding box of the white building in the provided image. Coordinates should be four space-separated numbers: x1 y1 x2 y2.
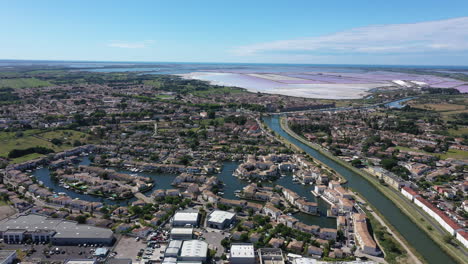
230 244 255 264
179 240 208 262
293 258 317 264
173 209 200 227
401 187 419 202
207 210 236 229
414 197 462 236
170 227 193 240
456 231 468 249
164 240 183 258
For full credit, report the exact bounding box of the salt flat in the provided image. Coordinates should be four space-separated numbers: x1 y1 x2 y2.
179 70 466 99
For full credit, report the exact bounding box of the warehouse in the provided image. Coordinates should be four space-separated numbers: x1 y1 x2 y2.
179 240 208 262
207 210 235 229
170 227 194 240
165 240 183 258
172 209 200 227
0 250 16 264
229 244 255 264
0 214 114 246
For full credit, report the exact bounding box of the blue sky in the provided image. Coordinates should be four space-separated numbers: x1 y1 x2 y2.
1 0 468 65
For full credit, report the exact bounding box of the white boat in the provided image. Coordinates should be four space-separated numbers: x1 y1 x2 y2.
234 190 241 193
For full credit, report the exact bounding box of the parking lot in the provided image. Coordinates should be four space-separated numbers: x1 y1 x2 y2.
113 236 146 263
200 228 230 257
111 231 169 263
0 242 109 262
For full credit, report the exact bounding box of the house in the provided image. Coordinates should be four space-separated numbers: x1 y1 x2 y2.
132 226 153 238
268 237 285 248
319 228 337 240
287 240 304 253
307 245 323 257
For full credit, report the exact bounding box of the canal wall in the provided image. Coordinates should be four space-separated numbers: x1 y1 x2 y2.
278 116 468 264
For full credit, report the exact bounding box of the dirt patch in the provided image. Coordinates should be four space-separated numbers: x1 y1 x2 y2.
0 205 16 220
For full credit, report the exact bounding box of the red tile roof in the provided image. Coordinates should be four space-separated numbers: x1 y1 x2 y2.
402 187 419 197
415 196 462 231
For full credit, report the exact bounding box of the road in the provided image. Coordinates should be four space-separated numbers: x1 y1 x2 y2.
134 192 153 203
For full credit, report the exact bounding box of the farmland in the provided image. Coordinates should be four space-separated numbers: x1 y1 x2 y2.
0 129 94 163
0 78 51 89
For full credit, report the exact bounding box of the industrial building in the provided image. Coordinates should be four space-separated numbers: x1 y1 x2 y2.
64 260 96 264
165 240 183 258
170 227 194 240
259 248 285 264
229 244 255 264
207 210 236 229
179 240 208 262
0 214 114 246
172 209 200 227
0 250 16 264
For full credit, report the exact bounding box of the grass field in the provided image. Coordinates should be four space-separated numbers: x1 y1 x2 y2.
395 146 468 160
0 129 94 163
438 149 468 160
412 103 466 112
192 86 246 97
448 127 468 137
0 78 51 89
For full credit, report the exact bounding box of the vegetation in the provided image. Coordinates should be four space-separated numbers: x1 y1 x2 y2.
0 78 51 89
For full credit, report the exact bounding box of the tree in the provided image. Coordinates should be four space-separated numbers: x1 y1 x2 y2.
351 159 362 167
208 110 216 119
381 158 398 170
75 215 87 224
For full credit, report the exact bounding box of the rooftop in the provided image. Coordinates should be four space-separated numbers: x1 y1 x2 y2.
0 214 113 240
171 227 194 235
0 250 16 261
180 240 208 258
230 243 255 258
173 210 199 223
208 210 236 224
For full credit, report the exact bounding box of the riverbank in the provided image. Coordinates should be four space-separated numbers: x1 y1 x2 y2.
351 188 424 264
279 115 467 264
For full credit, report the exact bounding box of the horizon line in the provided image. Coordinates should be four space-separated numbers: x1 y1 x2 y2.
1 58 468 68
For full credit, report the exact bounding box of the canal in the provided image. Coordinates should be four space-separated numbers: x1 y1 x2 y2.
263 115 455 264
33 158 337 228
217 161 336 228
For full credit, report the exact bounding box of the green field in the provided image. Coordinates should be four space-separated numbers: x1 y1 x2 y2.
395 146 468 160
192 86 246 97
0 129 94 163
448 127 468 137
438 149 468 160
0 78 52 89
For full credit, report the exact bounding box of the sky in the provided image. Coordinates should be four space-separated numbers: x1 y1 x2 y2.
1 0 468 65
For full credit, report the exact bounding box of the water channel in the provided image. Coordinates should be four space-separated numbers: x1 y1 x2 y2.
262 115 456 264
32 159 336 228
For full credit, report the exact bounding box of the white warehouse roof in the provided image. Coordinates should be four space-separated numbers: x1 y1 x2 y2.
230 244 255 259
180 240 208 258
171 227 194 235
208 210 235 224
173 210 199 223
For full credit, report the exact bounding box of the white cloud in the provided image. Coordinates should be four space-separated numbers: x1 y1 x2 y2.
233 17 468 55
108 40 155 49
